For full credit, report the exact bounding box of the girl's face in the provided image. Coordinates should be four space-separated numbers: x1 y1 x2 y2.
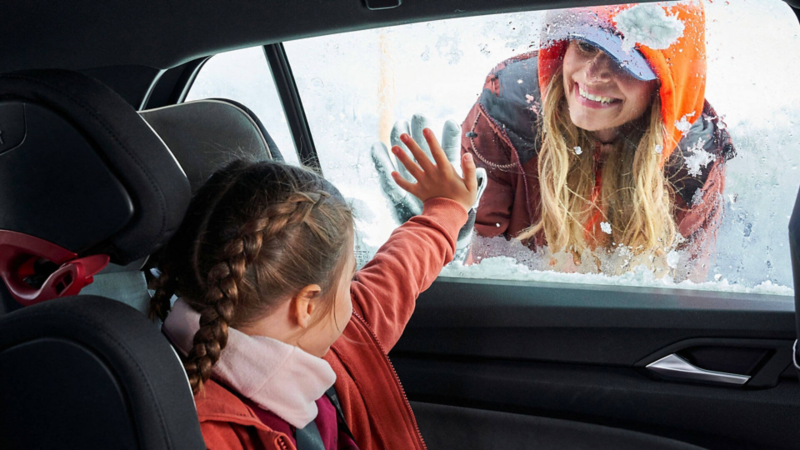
562 40 658 141
301 236 355 357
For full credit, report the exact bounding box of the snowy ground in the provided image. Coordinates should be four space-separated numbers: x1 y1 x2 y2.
190 0 799 297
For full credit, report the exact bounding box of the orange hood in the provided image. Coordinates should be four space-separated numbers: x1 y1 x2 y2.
538 2 707 164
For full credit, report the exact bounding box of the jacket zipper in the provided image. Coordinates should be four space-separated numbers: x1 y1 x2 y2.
469 110 520 171
352 311 428 450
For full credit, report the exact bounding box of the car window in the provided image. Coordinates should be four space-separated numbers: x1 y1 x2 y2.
186 47 299 165
280 0 797 297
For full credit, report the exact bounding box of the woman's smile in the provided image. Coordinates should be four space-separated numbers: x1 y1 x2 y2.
574 82 622 109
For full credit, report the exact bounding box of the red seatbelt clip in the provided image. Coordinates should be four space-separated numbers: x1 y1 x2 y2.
0 230 110 307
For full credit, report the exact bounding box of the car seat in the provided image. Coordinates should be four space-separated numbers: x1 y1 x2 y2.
0 69 287 450
74 97 285 315
0 68 200 449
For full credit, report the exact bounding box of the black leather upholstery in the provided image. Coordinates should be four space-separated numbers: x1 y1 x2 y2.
0 70 203 448
141 98 283 194
0 296 205 450
0 70 191 265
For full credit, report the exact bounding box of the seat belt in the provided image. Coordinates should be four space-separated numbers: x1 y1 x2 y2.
325 386 356 442
295 420 324 450
295 386 356 450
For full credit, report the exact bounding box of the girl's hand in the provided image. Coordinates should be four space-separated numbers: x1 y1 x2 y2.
391 128 478 212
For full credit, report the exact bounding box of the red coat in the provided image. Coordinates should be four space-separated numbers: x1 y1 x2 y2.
192 198 468 450
462 52 736 280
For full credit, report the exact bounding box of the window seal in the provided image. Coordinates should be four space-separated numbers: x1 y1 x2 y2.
263 43 322 174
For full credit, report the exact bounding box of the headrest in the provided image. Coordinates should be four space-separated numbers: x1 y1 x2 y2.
141 98 284 193
0 69 191 305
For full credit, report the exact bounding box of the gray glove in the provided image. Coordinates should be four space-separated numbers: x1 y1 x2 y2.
371 114 487 262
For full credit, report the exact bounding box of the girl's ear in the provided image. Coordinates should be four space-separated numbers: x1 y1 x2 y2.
292 284 322 329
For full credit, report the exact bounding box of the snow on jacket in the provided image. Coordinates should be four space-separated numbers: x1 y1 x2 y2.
191 197 468 450
461 51 736 279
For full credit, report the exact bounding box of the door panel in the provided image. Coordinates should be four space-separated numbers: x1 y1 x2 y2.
411 401 707 450
392 278 798 449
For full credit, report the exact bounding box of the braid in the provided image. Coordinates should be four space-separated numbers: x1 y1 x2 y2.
183 189 332 394
154 160 353 396
147 159 250 323
148 269 176 322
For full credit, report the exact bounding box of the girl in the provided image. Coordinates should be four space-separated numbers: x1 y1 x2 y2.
149 129 478 449
462 2 735 280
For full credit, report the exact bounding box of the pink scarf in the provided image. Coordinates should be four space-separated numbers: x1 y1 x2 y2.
162 298 336 429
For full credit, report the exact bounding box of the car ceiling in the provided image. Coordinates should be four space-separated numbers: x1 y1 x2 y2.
4 0 632 74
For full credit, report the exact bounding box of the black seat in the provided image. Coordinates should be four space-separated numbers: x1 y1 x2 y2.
0 69 287 449
0 69 204 449
71 98 286 315
140 98 284 194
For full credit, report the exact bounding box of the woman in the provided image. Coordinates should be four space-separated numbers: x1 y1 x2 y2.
463 2 735 280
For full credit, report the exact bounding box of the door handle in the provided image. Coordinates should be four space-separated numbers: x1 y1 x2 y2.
646 354 750 386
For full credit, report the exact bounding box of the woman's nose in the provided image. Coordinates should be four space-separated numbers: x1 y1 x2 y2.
585 51 614 81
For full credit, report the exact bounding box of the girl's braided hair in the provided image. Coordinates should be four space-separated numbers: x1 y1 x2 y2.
149 160 354 394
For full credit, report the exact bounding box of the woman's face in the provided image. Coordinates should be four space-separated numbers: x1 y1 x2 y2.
562 40 658 141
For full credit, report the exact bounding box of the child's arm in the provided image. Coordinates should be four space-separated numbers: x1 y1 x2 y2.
351 129 477 351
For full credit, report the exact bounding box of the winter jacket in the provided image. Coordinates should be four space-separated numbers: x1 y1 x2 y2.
191 198 468 450
461 51 735 279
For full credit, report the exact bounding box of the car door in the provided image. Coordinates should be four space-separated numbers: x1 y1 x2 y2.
175 1 800 448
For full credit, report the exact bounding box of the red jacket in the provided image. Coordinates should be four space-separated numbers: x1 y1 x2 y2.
462 52 736 280
192 198 468 450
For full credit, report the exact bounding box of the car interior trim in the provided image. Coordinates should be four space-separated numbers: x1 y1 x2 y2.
263 43 321 172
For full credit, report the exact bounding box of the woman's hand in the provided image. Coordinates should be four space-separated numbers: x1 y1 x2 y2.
391 128 478 212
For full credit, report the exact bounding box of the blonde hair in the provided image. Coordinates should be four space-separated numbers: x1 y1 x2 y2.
518 69 677 264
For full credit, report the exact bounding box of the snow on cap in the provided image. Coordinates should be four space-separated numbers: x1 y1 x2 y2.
543 8 657 81
539 1 707 166
614 3 685 51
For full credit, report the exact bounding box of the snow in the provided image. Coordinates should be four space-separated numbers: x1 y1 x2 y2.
440 256 794 297
655 144 663 154
675 112 696 136
574 146 583 155
614 3 685 51
691 188 705 206
684 138 715 176
600 221 612 234
666 250 680 269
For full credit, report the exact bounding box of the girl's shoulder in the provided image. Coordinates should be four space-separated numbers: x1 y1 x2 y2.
194 379 276 431
194 380 293 450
